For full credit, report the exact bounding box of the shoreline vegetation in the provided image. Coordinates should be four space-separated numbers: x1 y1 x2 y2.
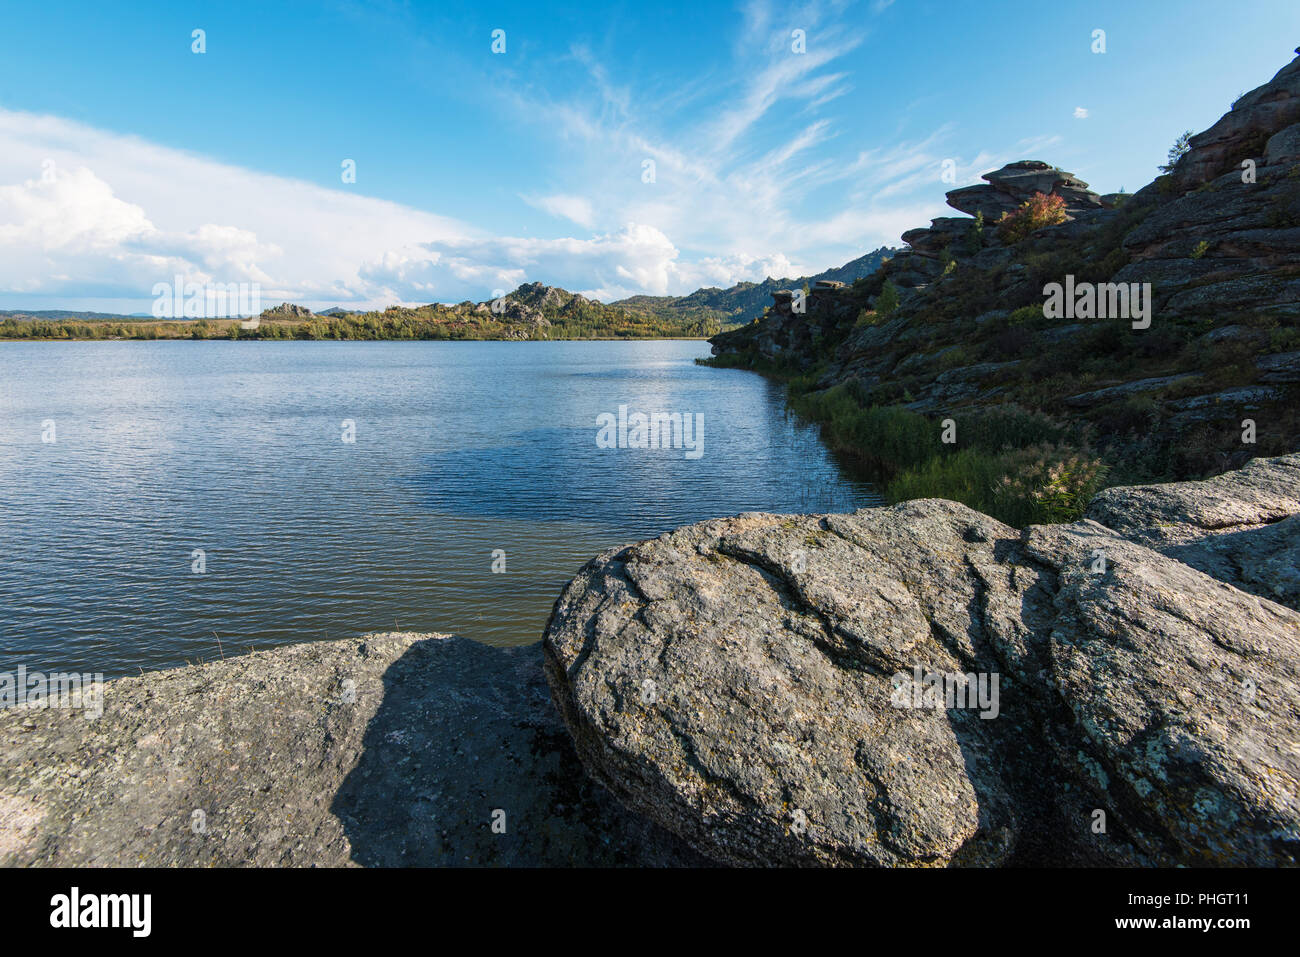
0 281 730 341
706 350 1112 528
0 322 718 342
0 307 722 342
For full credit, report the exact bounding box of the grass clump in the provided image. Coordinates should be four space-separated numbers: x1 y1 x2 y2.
789 380 1104 526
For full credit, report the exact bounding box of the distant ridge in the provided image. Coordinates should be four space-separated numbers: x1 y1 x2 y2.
0 249 901 334
613 246 899 326
0 309 151 321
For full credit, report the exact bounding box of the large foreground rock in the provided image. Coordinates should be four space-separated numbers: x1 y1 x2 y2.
545 501 1051 867
0 634 703 866
544 477 1300 866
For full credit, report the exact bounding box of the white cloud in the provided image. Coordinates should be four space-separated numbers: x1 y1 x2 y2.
0 165 151 250
0 108 479 310
1074 106 1090 119
0 165 282 300
360 223 808 303
0 108 838 310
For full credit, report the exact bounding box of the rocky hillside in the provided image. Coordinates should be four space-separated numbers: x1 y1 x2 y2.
257 281 733 339
615 247 898 327
543 453 1300 867
709 51 1300 519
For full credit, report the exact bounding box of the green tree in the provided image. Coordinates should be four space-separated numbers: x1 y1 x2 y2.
1158 130 1194 174
874 280 900 317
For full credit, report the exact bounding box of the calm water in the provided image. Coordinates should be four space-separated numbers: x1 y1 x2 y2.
0 340 877 677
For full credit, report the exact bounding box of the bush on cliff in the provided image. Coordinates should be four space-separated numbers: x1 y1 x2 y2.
996 191 1068 244
873 280 900 316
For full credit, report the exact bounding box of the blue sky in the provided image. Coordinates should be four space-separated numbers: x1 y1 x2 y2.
1 0 1296 312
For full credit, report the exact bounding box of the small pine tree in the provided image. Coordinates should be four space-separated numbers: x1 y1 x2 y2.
1159 130 1194 174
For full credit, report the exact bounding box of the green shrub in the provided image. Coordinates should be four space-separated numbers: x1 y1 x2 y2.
885 445 1107 527
962 212 985 255
874 280 900 317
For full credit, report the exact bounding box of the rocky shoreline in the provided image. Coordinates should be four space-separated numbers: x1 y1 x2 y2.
3 455 1296 866
0 633 703 866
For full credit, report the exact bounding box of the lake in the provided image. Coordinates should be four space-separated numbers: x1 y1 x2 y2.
0 340 878 677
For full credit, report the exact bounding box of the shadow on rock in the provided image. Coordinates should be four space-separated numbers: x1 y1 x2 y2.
331 635 708 866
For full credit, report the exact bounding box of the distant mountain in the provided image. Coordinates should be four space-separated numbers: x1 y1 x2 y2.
2 282 726 340
0 249 899 332
613 247 899 327
0 309 148 321
0 249 901 339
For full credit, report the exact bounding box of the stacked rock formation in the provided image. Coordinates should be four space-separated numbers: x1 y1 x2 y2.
947 160 1104 220
897 161 1103 274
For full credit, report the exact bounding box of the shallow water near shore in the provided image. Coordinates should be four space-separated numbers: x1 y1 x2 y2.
0 339 877 677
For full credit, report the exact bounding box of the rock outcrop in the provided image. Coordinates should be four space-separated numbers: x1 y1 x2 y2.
543 456 1300 867
259 302 314 320
892 161 1104 280
895 160 1104 285
0 634 703 866
947 161 1103 221
733 282 863 362
1170 50 1300 191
